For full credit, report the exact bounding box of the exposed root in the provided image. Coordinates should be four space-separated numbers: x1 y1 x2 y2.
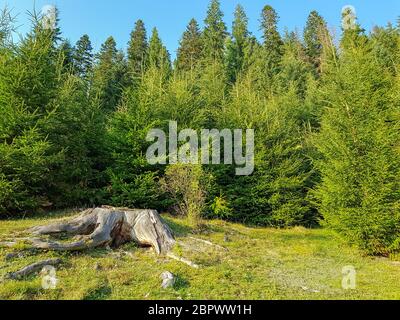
5 258 62 280
188 237 228 251
2 206 176 255
167 252 199 269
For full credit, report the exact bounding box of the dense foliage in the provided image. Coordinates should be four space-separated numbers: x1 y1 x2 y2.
0 2 399 254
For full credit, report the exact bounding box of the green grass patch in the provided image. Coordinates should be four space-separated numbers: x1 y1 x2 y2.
0 211 399 300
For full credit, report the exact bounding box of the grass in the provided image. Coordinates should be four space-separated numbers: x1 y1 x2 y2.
0 210 399 300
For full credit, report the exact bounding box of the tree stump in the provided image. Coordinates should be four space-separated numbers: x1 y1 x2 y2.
3 206 176 255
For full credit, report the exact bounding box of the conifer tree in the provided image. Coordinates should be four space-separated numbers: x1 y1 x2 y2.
92 36 127 112
59 40 74 73
73 34 94 80
260 5 283 78
176 18 203 72
277 31 312 97
303 10 327 71
202 0 227 62
0 15 60 213
225 4 249 83
147 28 171 75
371 24 400 74
127 19 148 78
314 33 400 255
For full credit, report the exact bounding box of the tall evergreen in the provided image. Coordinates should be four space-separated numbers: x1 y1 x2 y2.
92 36 127 112
59 40 74 73
147 28 171 74
127 19 148 78
314 34 400 255
0 16 58 213
202 0 227 62
176 18 203 72
73 34 94 80
260 5 283 77
225 4 249 83
304 10 327 71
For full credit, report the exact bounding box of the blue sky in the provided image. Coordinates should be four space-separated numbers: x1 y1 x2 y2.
2 0 399 59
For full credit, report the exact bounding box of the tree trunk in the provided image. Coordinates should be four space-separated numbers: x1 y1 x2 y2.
3 206 175 255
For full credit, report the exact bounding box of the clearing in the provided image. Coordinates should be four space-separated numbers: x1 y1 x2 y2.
0 209 399 300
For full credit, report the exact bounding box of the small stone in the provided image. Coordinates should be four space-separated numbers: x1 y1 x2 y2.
161 271 176 289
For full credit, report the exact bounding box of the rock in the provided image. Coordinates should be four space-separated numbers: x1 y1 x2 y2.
161 271 176 289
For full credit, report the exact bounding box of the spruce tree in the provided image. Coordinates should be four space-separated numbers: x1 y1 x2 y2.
59 40 74 73
176 18 203 72
277 31 312 97
147 28 171 74
260 5 283 78
92 36 127 112
0 16 59 213
202 0 227 62
225 4 249 83
73 34 94 80
127 19 148 78
303 10 327 71
314 33 400 255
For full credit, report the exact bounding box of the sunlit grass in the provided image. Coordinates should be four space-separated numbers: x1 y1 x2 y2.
0 211 399 300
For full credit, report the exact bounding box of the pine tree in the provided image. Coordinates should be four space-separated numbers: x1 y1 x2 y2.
0 7 14 47
0 16 60 213
225 4 249 83
277 31 312 97
127 19 148 78
176 18 203 72
303 10 327 71
202 0 227 62
73 34 94 80
147 28 171 74
92 36 127 112
314 35 400 255
371 24 400 74
59 40 74 73
260 5 283 78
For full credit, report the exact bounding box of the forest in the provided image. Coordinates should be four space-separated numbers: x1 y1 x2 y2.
0 0 399 258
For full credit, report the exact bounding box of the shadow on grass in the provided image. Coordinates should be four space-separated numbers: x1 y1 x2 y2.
162 216 194 237
83 281 112 300
173 274 190 290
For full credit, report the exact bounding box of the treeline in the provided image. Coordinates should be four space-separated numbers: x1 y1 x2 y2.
0 2 399 255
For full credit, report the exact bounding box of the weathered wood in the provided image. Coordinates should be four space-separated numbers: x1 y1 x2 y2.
5 258 62 280
4 207 176 255
167 252 199 269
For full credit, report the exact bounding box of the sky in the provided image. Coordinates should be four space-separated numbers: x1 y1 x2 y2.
1 0 400 59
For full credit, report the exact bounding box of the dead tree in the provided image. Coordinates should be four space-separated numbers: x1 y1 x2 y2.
1 206 176 255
